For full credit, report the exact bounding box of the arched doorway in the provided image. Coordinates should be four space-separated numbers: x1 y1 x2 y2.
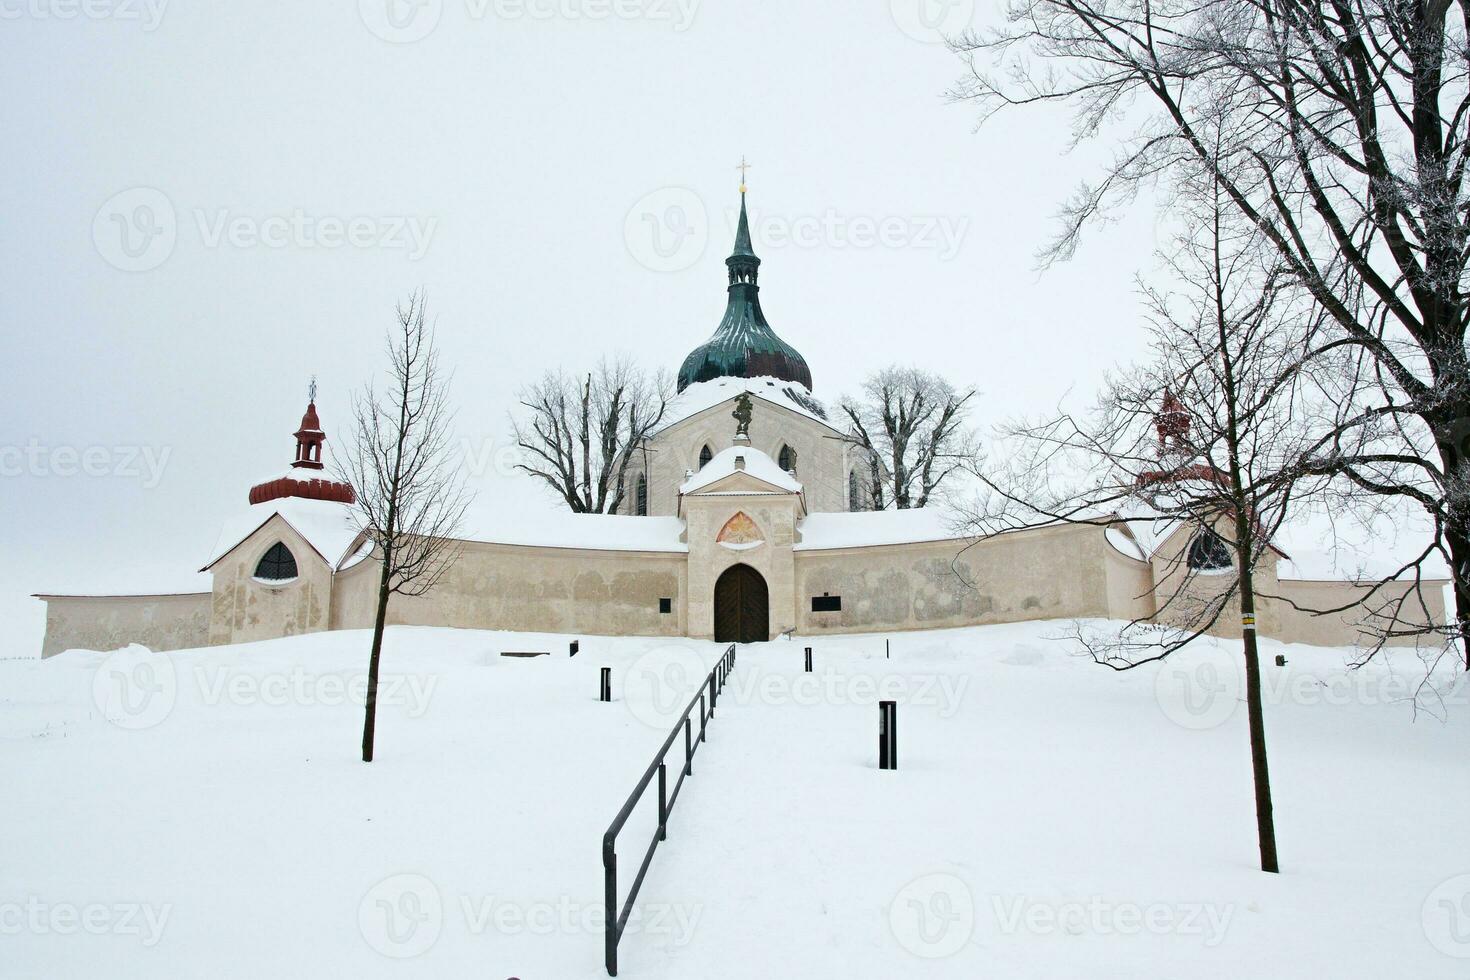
714 564 769 643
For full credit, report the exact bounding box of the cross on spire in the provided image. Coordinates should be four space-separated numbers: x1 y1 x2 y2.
736 155 752 193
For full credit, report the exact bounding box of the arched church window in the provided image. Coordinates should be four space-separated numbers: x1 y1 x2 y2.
635 473 648 516
254 542 298 582
778 444 797 474
1186 529 1232 571
699 445 713 468
848 470 862 511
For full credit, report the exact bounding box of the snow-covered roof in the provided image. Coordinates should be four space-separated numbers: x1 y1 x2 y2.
681 445 802 495
456 504 688 553
202 497 362 571
33 570 215 599
658 376 841 435
795 507 969 551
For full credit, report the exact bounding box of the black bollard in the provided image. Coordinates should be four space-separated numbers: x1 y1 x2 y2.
599 667 611 702
570 640 580 657
878 700 897 770
804 647 812 673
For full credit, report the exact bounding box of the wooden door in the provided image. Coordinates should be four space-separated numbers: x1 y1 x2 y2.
714 564 769 643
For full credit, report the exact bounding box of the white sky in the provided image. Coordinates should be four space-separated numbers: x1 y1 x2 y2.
0 1 1209 656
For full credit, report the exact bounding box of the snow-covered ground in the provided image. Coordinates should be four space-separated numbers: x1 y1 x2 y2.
3 622 1467 978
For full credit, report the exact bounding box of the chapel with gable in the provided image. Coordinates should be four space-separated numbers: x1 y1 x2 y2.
34 186 1447 656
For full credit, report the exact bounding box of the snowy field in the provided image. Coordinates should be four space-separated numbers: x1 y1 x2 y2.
3 622 1468 978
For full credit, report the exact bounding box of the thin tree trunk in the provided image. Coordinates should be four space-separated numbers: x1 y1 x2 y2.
1212 188 1279 873
362 562 392 763
1237 574 1279 873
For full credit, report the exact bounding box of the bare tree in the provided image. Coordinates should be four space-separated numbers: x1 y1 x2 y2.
952 0 1470 667
840 367 979 510
511 358 671 514
341 290 470 763
968 188 1356 873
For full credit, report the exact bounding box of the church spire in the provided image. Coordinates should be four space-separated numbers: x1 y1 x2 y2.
248 386 357 505
675 170 812 394
726 187 760 281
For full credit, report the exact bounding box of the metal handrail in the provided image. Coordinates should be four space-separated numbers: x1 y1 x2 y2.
601 643 737 976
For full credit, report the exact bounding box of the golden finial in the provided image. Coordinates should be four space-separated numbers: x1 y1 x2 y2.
736 155 752 194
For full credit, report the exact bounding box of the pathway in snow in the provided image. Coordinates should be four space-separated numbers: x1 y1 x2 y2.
2 624 1467 979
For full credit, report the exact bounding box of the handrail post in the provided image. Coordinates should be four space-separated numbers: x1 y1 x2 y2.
684 717 693 775
699 694 707 742
603 836 618 976
657 762 668 842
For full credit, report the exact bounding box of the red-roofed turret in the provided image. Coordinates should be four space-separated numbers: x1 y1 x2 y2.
249 384 356 505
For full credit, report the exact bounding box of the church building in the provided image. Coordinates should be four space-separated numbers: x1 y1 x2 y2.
35 191 1447 656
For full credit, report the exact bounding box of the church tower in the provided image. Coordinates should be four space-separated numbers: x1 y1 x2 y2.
248 384 357 505
676 187 813 393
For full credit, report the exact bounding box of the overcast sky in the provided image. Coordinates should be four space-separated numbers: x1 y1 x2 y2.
0 0 1268 656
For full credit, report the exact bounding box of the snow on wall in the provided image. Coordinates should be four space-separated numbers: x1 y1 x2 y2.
795 507 967 551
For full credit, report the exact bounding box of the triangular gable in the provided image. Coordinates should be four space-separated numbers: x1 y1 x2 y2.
201 511 336 573
684 469 798 497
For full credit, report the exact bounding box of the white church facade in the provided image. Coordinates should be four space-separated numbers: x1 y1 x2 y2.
35 193 1447 656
